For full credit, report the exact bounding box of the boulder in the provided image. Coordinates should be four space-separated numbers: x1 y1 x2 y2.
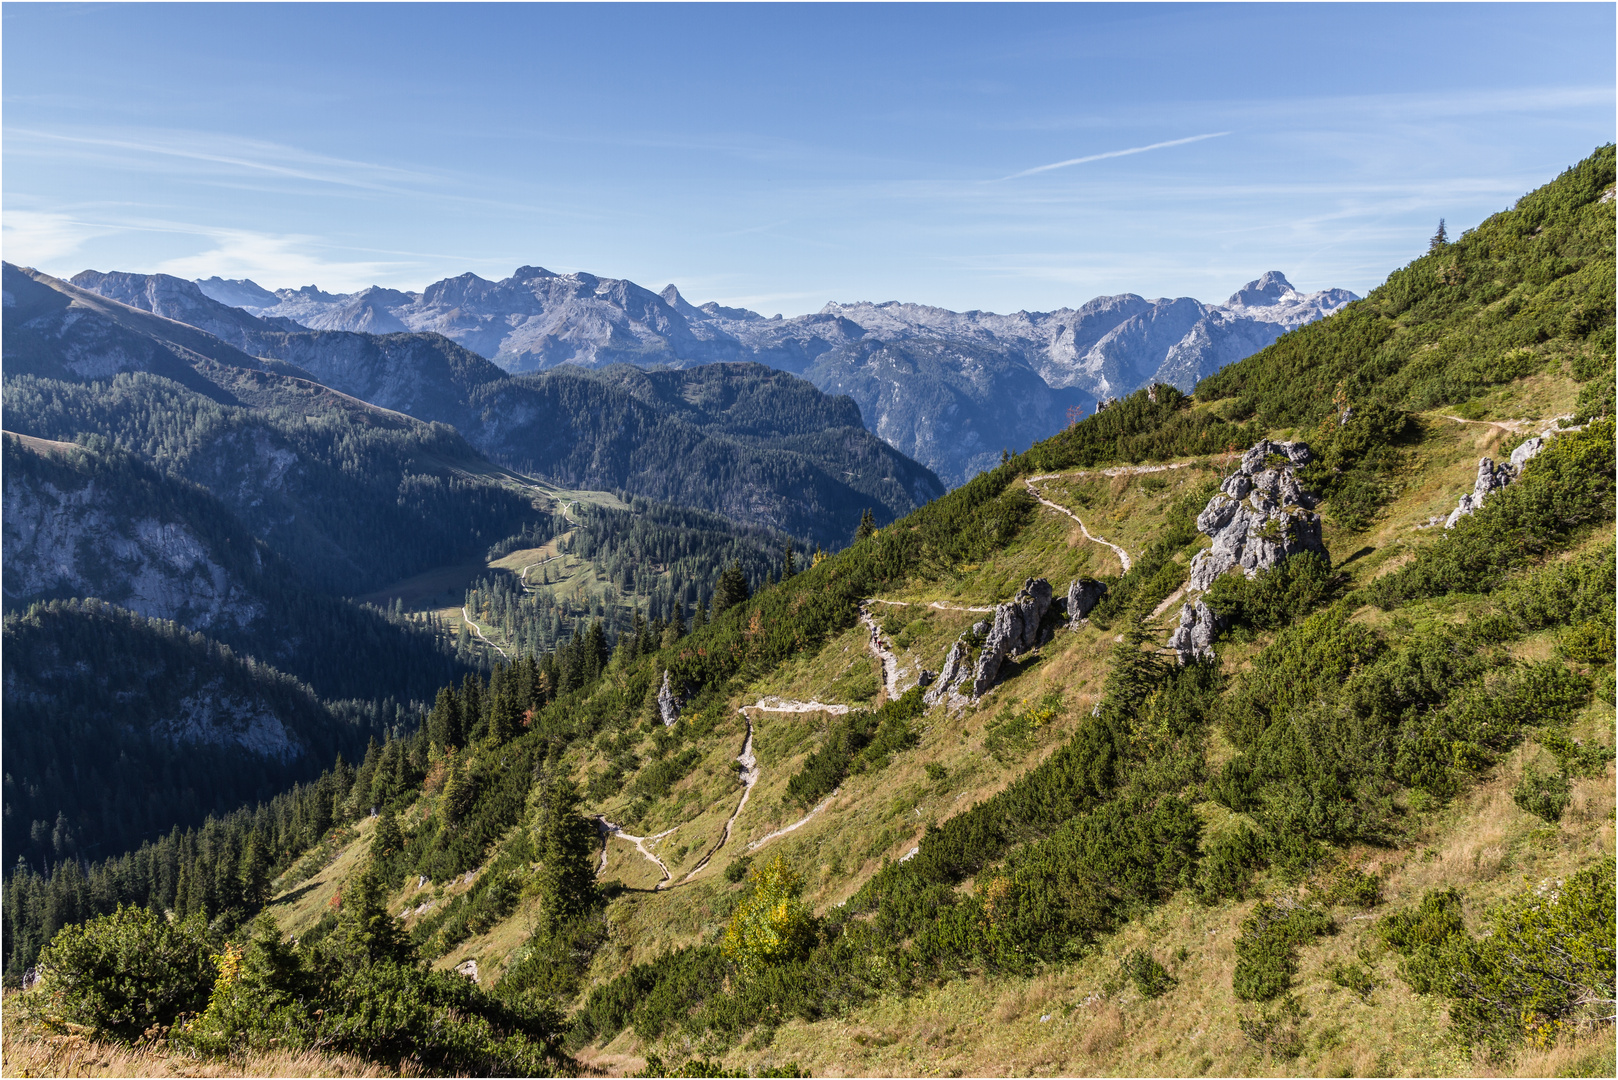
657 669 682 727
971 578 1052 696
1066 578 1107 626
1167 598 1224 662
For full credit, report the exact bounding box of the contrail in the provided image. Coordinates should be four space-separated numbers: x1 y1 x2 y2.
1000 131 1233 181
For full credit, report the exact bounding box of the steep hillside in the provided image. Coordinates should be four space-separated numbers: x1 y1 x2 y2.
1 432 470 704
2 598 386 872
5 150 1611 1079
461 364 944 544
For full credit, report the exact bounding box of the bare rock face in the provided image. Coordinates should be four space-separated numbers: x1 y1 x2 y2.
657 669 682 727
1066 578 1107 626
1167 599 1225 663
972 577 1053 696
924 639 972 707
1445 439 1548 528
1187 439 1324 593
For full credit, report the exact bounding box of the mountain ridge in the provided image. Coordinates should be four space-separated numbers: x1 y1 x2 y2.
185 266 1356 485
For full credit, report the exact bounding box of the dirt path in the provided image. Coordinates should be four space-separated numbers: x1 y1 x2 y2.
637 696 853 886
1149 586 1186 621
858 602 908 699
460 606 510 661
597 818 678 885
677 710 760 884
516 552 566 588
867 597 996 614
1024 475 1134 572
747 792 837 853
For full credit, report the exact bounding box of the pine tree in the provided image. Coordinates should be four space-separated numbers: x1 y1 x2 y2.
1430 218 1449 251
781 540 797 579
855 508 877 542
238 834 270 906
713 562 751 615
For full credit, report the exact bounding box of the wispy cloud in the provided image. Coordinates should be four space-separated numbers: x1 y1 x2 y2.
999 131 1233 181
7 127 441 194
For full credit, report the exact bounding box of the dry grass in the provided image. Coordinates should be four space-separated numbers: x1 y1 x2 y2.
0 1018 410 1078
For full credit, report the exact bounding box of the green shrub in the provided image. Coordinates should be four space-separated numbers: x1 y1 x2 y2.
1325 959 1378 1000
1512 768 1573 822
29 906 216 1040
1119 947 1176 998
1536 731 1612 779
1383 859 1616 1050
724 856 753 884
1562 615 1617 665
1232 902 1333 1002
1377 886 1467 995
1204 551 1340 633
1195 824 1264 903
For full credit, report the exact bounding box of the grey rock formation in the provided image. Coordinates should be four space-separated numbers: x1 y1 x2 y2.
657 669 682 727
1444 456 1516 528
923 639 972 707
1187 439 1325 593
1065 578 1107 626
1167 599 1225 663
971 578 1053 696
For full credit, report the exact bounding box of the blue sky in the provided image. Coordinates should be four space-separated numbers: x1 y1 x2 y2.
4 3 1613 315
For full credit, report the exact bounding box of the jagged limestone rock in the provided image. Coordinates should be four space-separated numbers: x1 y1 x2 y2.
1187 439 1324 593
924 639 972 707
1445 456 1516 528
657 669 682 727
1065 578 1107 626
1167 598 1224 663
971 577 1053 696
1443 437 1551 528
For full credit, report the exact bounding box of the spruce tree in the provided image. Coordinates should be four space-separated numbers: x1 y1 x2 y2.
1430 218 1449 251
713 561 751 615
855 508 877 542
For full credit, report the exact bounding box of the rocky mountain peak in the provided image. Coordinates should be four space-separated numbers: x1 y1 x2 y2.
1226 271 1297 307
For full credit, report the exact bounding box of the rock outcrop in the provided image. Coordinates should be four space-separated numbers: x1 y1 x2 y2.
1168 439 1325 662
1186 439 1325 593
1445 438 1547 528
657 670 682 727
1166 599 1224 663
923 639 971 707
1065 578 1107 626
971 578 1053 696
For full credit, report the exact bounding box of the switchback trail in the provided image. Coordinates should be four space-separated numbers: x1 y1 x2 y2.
596 818 678 885
587 697 853 889
1024 474 1133 572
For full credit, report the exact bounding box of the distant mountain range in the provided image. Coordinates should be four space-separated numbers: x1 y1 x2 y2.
183 267 1356 484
